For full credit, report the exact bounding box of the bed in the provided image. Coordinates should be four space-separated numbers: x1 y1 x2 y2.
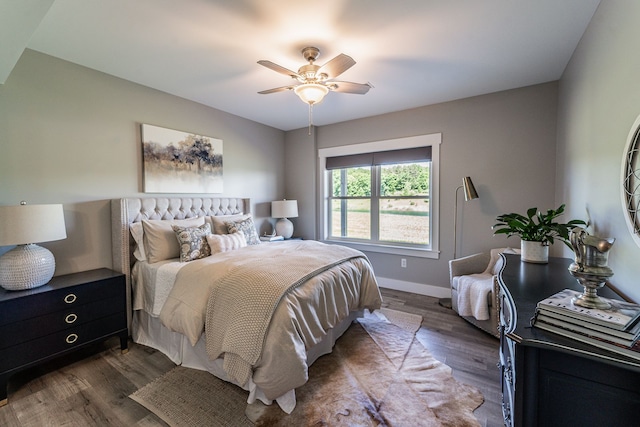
110 197 382 414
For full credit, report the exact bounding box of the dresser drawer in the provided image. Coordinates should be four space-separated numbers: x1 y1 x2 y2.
0 312 125 372
0 276 123 326
0 295 124 349
0 270 125 325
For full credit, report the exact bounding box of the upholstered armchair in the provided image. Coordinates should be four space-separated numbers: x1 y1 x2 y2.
449 248 519 338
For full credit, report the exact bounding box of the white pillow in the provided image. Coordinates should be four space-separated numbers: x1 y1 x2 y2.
142 217 205 263
130 222 147 261
206 231 247 254
486 247 519 275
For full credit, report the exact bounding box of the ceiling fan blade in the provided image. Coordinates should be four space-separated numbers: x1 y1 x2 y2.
317 54 356 79
329 81 372 94
257 60 300 79
258 85 296 95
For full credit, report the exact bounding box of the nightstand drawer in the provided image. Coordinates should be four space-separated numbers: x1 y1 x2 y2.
0 276 123 325
0 295 124 349
0 312 125 372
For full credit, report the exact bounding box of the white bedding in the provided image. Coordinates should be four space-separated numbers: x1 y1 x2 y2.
130 240 382 413
132 259 184 316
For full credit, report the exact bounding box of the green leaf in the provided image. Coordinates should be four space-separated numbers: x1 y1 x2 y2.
492 204 586 248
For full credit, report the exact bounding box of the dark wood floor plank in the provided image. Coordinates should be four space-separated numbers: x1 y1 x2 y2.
65 352 159 426
0 288 503 427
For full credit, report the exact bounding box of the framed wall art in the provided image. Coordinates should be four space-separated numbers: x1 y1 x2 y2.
141 124 223 193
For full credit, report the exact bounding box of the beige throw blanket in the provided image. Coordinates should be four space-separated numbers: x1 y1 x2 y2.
204 242 365 386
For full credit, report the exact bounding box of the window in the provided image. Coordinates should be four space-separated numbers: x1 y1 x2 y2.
318 134 440 258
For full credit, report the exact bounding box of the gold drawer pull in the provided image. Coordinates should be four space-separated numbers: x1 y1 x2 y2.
65 313 78 324
65 333 78 344
64 294 77 304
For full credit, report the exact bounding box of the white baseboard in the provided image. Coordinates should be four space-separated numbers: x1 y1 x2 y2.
376 276 451 299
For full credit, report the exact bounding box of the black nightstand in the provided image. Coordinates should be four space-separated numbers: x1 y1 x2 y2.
0 268 128 406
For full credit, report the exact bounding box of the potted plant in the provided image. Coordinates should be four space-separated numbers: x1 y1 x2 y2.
492 204 586 263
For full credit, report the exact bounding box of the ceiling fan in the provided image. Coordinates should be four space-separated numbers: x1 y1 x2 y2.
257 46 372 107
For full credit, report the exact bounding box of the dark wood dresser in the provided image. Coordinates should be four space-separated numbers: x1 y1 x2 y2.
0 268 128 406
498 254 640 427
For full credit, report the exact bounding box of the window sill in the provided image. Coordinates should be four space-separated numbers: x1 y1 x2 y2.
321 239 439 259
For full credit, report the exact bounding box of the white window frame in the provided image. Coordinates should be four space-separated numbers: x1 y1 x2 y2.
317 133 441 259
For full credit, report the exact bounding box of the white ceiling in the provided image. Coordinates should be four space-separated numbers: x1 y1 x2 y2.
2 0 601 131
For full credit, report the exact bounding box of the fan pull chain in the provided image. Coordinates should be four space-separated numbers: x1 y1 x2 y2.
308 103 313 135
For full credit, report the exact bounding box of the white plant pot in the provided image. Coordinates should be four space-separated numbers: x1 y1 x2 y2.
521 240 549 263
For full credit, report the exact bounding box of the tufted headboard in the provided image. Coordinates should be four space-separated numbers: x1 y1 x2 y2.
111 197 250 324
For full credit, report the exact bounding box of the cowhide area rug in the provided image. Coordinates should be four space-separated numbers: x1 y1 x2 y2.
130 310 484 426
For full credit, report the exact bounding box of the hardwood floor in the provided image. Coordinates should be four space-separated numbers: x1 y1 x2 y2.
0 289 502 426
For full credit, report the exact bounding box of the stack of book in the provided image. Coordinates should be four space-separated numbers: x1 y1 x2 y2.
532 288 640 361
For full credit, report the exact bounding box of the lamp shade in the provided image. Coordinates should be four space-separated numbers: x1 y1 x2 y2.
271 200 298 219
0 203 67 245
462 177 479 201
0 203 67 291
294 84 329 105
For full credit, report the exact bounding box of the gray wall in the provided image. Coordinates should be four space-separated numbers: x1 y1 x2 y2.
0 49 285 277
283 127 316 239
285 82 560 295
557 0 640 303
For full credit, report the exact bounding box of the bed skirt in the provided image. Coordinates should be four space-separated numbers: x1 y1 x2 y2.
131 309 361 413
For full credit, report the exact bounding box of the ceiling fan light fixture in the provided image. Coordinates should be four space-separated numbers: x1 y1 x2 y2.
294 83 329 105
258 47 371 134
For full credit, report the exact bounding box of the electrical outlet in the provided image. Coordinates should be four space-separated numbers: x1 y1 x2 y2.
401 258 407 268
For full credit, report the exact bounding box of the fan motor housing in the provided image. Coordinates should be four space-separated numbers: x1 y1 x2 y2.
301 46 320 63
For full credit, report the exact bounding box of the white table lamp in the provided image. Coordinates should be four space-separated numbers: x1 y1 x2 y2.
271 200 298 239
0 202 67 291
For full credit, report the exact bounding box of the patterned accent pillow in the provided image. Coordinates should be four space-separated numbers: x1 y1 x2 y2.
226 216 261 245
207 214 251 234
206 231 247 254
172 223 211 262
142 216 205 263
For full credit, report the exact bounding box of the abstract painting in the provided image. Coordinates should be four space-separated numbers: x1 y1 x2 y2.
141 124 223 193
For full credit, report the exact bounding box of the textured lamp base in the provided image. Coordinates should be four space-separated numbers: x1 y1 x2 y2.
275 218 294 239
0 244 56 291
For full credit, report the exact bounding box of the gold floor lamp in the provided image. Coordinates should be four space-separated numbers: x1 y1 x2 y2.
439 176 479 308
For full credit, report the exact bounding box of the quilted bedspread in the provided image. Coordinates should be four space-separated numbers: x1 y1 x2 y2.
205 241 365 386
158 240 382 401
